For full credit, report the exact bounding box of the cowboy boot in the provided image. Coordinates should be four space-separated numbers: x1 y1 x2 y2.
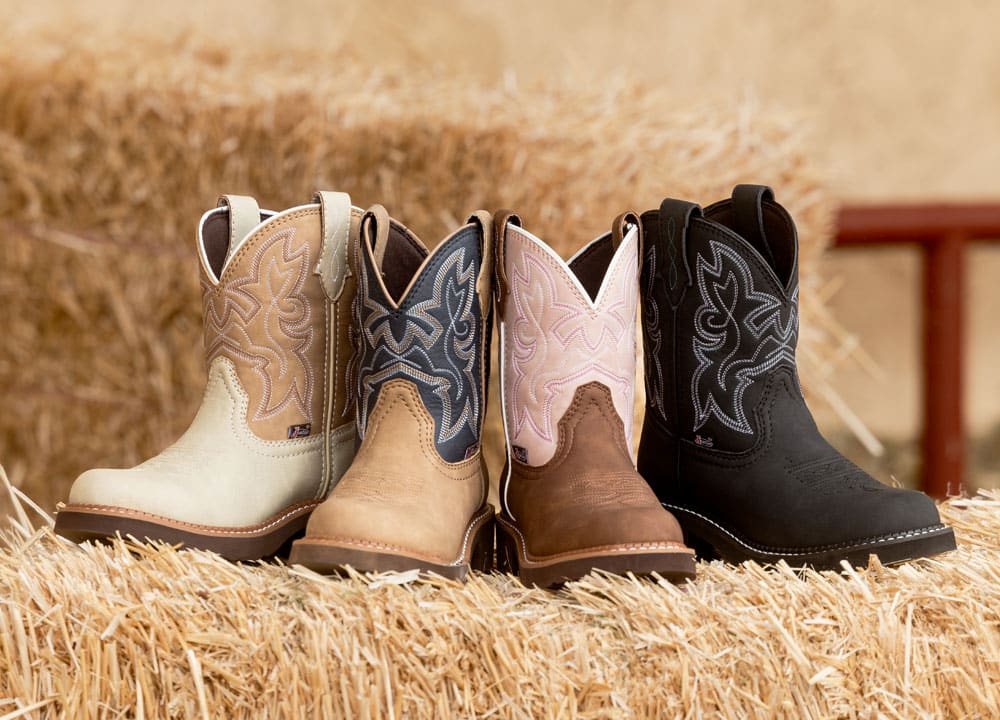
638 184 956 569
55 192 359 560
290 206 495 580
493 212 696 587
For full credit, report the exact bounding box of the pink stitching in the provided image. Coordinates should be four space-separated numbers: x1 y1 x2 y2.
503 229 638 463
203 227 316 425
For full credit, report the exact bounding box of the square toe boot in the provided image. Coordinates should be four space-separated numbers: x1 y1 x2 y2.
55 192 360 560
494 212 696 587
638 184 957 569
289 206 495 581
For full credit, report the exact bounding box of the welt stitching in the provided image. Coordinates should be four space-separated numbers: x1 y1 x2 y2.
667 504 950 556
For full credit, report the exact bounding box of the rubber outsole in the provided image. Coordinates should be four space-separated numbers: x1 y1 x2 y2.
288 504 495 582
53 501 320 562
495 516 697 588
666 503 958 570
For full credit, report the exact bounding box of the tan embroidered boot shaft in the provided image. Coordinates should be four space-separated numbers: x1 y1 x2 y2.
290 206 495 580
494 211 696 587
55 192 360 559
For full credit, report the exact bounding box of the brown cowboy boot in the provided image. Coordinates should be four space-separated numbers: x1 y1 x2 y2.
494 211 696 587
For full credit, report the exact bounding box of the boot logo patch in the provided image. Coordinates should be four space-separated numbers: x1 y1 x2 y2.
356 246 481 451
287 423 312 439
691 240 798 435
203 228 315 425
511 445 528 463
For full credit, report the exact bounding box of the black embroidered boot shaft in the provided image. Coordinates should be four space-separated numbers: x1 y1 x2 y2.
637 184 956 569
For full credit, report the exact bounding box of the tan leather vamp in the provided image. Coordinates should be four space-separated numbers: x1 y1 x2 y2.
505 381 685 558
303 379 487 563
201 207 329 442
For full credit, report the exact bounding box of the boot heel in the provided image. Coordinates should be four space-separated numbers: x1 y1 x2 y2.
469 513 495 574
680 524 721 561
495 522 521 575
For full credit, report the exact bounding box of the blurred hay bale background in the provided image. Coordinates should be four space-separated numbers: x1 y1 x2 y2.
2 466 999 717
0 26 848 511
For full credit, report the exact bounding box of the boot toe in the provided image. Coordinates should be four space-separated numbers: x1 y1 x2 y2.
526 504 687 558
68 468 143 510
866 486 944 537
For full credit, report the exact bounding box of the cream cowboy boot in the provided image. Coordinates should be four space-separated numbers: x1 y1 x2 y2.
55 192 359 560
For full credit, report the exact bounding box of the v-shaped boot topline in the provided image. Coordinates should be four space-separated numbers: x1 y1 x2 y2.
495 211 696 587
56 192 361 560
290 206 495 580
637 184 956 569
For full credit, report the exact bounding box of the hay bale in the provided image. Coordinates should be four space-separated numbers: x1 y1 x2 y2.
0 28 847 509
1 463 999 717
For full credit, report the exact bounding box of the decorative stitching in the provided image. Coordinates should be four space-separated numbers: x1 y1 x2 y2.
210 359 324 456
497 517 691 564
356 239 482 454
666 504 950 556
642 242 666 417
691 239 798 434
302 507 491 566
62 501 319 535
503 228 636 465
203 225 316 426
361 381 480 475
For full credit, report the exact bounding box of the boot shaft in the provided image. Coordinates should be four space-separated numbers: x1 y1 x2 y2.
640 185 800 452
197 193 358 446
496 214 641 470
352 206 493 464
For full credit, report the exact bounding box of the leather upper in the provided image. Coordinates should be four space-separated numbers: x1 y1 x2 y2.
199 197 358 445
353 210 491 464
300 209 494 563
506 382 686 558
497 216 687 556
640 188 799 452
500 223 639 467
67 193 359 528
637 185 944 548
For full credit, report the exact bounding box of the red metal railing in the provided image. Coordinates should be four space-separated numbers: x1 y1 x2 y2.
834 203 1000 497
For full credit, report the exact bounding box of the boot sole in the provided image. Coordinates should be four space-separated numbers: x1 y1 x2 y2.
53 501 320 562
666 503 958 570
495 516 696 588
287 504 495 582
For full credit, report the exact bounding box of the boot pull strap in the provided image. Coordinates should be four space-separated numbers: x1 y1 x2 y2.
657 198 702 294
466 210 494 317
492 210 522 314
611 210 641 260
313 191 353 301
361 204 391 272
732 184 777 268
217 194 261 265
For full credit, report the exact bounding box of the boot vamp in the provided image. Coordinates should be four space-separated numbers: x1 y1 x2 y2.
678 374 943 549
67 359 327 528
510 467 686 558
303 379 486 564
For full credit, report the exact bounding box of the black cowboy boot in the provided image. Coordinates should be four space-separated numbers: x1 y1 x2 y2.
637 184 956 569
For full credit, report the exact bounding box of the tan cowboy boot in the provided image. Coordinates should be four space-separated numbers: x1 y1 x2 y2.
290 206 495 580
494 211 696 587
55 192 359 560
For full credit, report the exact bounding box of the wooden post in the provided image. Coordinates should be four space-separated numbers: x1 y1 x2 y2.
921 233 965 497
834 203 1000 498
